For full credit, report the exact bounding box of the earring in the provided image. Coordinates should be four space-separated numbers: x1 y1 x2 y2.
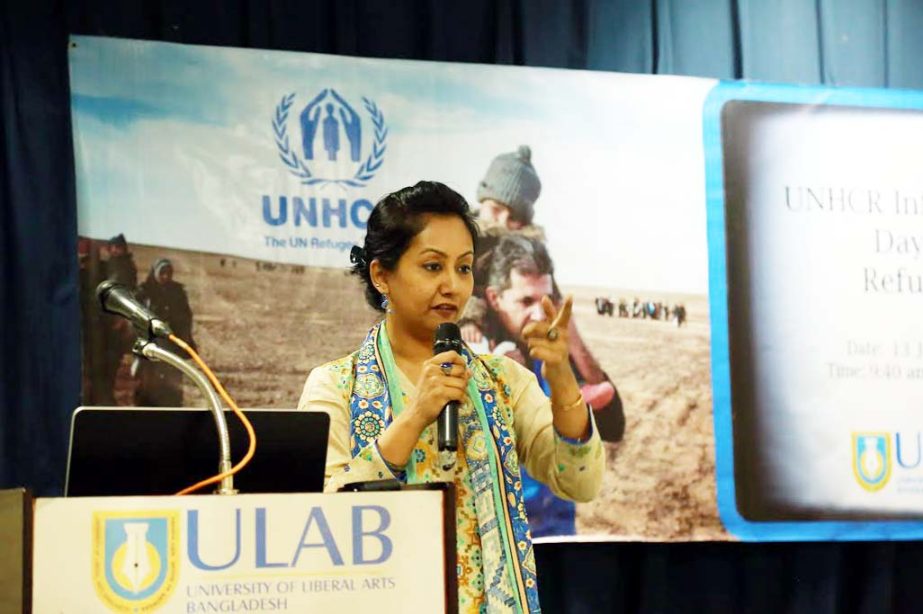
379 291 392 313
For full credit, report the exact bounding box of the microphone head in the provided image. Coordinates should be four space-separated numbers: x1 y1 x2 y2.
434 322 461 341
433 322 462 354
95 279 172 338
95 279 119 309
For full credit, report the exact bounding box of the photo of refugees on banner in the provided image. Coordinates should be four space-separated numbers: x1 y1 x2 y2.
79 234 196 407
458 146 626 537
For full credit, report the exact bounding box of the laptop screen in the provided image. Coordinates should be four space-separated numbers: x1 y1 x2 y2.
65 407 329 496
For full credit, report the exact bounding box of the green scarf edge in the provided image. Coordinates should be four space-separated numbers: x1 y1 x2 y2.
375 322 524 613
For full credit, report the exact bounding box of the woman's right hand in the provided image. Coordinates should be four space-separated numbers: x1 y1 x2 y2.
406 350 470 430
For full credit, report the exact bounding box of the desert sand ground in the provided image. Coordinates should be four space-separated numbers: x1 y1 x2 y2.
568 290 727 541
92 243 729 541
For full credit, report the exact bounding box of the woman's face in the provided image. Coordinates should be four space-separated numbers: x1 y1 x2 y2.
375 214 475 337
156 266 173 285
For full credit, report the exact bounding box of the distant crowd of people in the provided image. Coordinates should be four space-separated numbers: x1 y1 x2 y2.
79 234 196 407
594 297 687 327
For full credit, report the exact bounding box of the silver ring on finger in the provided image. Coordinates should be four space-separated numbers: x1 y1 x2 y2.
440 362 454 377
546 327 559 341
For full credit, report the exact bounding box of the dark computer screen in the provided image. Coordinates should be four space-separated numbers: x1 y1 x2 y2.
65 407 329 496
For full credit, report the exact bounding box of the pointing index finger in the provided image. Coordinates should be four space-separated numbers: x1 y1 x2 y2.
550 295 573 331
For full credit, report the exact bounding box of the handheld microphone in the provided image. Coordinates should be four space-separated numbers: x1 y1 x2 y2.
96 280 173 339
433 323 462 452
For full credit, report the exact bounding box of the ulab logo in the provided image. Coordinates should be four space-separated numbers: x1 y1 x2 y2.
92 510 180 613
185 505 394 570
272 88 388 189
852 432 892 492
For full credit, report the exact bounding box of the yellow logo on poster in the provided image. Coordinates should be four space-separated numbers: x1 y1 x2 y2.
92 510 179 612
852 432 892 492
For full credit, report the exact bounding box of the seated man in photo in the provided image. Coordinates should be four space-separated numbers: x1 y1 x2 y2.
464 145 625 443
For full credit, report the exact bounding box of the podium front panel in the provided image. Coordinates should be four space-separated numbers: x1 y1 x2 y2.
33 491 448 613
0 489 29 613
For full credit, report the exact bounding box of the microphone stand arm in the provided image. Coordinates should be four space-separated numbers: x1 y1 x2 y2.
133 339 237 495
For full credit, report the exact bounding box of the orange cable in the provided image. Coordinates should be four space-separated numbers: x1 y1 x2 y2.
168 334 257 495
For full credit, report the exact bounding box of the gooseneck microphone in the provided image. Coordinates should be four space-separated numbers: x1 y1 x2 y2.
96 280 237 494
96 280 173 339
433 323 462 452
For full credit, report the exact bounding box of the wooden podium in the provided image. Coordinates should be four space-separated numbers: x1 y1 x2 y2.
0 489 31 613
3 485 456 614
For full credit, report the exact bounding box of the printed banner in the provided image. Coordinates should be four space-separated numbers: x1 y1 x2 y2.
71 36 923 542
32 491 447 613
71 35 718 543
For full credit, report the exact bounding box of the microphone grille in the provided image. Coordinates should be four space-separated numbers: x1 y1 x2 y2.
434 322 461 342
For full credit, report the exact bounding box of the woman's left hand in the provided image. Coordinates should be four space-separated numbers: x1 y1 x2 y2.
523 295 589 438
522 295 578 386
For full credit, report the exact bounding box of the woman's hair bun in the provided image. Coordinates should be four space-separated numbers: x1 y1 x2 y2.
349 245 368 269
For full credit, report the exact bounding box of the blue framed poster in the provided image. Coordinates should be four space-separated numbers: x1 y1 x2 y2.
705 82 923 540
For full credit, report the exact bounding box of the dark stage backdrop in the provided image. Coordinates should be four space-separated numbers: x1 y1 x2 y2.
3 1 923 612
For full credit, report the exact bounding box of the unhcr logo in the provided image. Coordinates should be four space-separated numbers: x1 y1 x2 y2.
272 88 388 189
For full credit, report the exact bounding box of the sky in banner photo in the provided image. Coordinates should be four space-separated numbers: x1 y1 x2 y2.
69 35 716 294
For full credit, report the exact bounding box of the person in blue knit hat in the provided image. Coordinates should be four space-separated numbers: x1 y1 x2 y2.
462 145 625 538
476 145 542 229
467 145 623 440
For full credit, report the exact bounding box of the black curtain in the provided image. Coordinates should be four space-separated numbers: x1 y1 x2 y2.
3 1 923 612
0 0 78 497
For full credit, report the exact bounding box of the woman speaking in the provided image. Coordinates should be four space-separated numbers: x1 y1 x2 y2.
298 181 604 613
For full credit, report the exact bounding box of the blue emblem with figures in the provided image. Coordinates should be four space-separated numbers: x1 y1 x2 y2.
273 88 387 188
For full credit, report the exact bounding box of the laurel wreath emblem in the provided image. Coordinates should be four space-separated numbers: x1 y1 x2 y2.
273 92 388 188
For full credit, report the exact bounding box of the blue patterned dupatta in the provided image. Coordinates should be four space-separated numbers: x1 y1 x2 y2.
347 321 541 613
